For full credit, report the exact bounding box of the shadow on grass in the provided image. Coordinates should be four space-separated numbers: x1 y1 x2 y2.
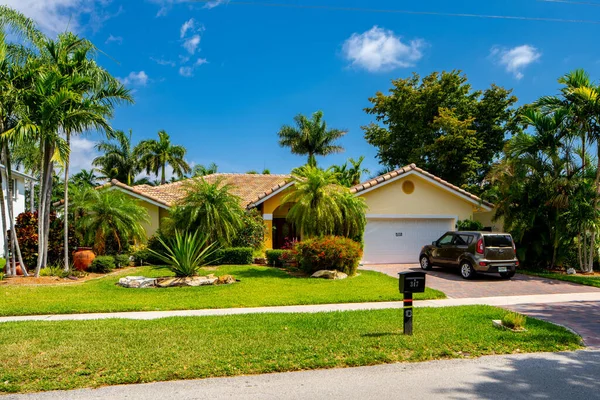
223 267 297 280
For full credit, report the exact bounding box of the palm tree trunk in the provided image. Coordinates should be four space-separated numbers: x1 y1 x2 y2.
0 171 9 276
29 179 34 212
63 133 70 272
35 141 54 276
308 153 316 167
161 163 166 185
1 155 28 276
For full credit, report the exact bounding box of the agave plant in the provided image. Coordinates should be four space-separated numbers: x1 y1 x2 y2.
149 231 218 277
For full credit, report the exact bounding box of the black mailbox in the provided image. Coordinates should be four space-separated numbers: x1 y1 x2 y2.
398 271 426 293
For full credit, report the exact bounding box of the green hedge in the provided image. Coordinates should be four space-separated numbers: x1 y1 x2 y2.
296 236 363 276
89 256 116 273
213 247 253 265
266 250 285 267
114 254 131 268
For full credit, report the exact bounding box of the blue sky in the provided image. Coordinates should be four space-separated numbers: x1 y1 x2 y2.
5 0 600 178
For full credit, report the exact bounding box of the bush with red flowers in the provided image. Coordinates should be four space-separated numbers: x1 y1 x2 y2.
295 236 362 276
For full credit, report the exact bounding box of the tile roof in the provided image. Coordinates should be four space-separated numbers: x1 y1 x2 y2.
110 173 292 209
350 164 494 209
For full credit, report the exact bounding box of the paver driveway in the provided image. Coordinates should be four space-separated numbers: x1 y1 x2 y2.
362 264 600 299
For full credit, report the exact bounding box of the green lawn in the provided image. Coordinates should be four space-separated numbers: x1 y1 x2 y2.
0 306 581 394
521 270 600 288
0 266 445 316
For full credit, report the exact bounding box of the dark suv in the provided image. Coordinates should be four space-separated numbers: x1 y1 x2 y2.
419 231 519 279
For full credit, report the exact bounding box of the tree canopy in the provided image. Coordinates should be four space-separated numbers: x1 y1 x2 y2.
363 70 518 191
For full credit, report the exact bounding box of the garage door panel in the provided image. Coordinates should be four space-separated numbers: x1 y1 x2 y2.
362 218 454 264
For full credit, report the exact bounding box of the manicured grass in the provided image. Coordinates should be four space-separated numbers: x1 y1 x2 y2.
0 306 581 394
0 266 445 316
520 270 600 288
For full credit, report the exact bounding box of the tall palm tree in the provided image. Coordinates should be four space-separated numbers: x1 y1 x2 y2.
277 111 348 167
192 162 218 177
93 130 140 185
135 130 191 185
283 165 366 239
75 189 149 255
71 169 98 187
165 178 244 246
333 156 370 187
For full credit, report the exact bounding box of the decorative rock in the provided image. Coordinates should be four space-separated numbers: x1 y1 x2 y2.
311 270 348 280
217 274 236 285
118 276 157 288
156 276 217 288
567 268 577 275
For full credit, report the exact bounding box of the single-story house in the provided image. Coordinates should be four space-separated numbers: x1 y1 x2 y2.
106 164 500 264
1 166 36 257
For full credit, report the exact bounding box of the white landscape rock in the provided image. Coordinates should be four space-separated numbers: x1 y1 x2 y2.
311 270 348 280
118 276 157 288
567 268 577 275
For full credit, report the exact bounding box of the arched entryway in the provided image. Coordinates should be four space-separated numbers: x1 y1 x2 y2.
272 203 299 249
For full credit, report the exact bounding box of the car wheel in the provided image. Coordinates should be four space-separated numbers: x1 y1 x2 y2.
500 271 516 279
420 255 432 271
460 261 476 280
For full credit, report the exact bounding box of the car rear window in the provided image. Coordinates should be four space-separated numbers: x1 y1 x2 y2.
484 235 513 247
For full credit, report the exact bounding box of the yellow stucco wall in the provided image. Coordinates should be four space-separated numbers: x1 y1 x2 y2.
358 174 478 221
138 201 161 239
474 211 505 232
261 188 294 250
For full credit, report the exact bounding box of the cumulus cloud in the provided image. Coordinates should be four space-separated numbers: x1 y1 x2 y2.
183 34 201 55
2 0 120 34
195 58 208 66
69 137 100 174
203 0 229 9
342 26 425 72
180 18 196 38
151 57 176 67
118 71 149 86
490 45 541 80
179 66 194 77
105 34 123 45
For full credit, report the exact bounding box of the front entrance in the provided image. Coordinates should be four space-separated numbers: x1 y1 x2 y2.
272 218 299 249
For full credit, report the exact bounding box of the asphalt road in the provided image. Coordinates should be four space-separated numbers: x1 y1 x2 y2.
5 350 600 400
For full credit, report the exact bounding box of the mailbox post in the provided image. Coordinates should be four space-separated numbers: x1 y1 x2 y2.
398 271 426 335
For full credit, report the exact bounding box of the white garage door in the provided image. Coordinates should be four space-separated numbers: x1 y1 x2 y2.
362 218 454 264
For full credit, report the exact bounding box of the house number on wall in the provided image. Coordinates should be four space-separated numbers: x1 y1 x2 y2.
396 233 403 237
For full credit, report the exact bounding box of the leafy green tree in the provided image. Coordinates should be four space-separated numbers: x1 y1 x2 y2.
278 111 347 167
284 165 366 239
93 130 140 185
332 156 369 187
71 169 98 187
165 178 244 246
135 130 191 185
363 71 518 189
192 162 218 177
74 189 149 255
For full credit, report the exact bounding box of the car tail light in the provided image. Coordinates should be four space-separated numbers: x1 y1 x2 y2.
512 240 517 255
516 261 520 266
479 262 487 267
476 238 484 254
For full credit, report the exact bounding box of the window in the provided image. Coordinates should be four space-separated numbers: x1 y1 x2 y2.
455 235 474 245
438 234 453 245
402 180 415 194
8 179 17 200
484 235 513 247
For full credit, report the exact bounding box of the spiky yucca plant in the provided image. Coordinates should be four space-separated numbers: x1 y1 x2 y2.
149 231 218 277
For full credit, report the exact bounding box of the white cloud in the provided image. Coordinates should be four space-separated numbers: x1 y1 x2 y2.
2 0 120 34
490 45 541 80
183 34 201 54
342 26 425 72
204 0 229 9
151 57 176 67
69 137 99 174
118 71 149 86
105 34 123 45
179 66 194 77
180 18 196 38
195 58 208 66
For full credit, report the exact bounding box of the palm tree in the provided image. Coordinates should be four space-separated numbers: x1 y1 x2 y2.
333 156 370 187
277 111 348 167
71 169 98 187
93 130 140 185
135 130 191 185
283 165 366 239
165 178 244 246
192 162 218 177
75 189 149 255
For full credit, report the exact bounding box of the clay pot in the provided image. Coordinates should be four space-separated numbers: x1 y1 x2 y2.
15 263 23 276
73 247 96 271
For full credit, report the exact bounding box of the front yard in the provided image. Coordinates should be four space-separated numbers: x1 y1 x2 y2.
0 266 445 316
0 306 581 394
520 270 600 288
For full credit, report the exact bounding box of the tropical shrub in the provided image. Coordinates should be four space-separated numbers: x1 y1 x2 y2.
148 230 218 277
39 265 69 277
295 236 363 276
89 256 116 273
165 178 244 246
284 166 367 239
14 211 78 269
232 209 267 250
115 254 131 268
212 247 253 265
457 219 484 231
74 190 149 255
266 250 285 267
501 312 526 330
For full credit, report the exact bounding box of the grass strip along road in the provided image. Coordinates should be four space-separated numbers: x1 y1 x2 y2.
0 306 581 394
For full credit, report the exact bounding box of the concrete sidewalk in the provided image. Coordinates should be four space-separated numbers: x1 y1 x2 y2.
2 292 600 323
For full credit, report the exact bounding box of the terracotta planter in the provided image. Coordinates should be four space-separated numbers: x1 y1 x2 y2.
15 263 23 276
73 248 96 271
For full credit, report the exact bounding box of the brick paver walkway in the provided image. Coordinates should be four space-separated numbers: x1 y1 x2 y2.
362 264 600 299
506 302 600 349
